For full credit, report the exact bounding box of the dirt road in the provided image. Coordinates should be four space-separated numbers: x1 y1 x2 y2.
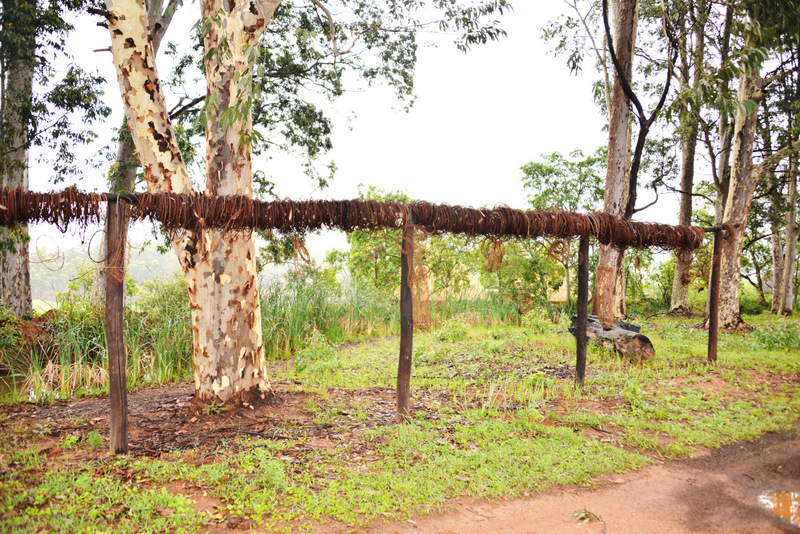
368 425 800 534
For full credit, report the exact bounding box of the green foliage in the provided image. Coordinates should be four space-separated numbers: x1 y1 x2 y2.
167 1 510 189
0 304 20 353
521 148 606 212
0 0 111 182
345 184 411 294
478 241 563 315
260 260 398 361
420 234 477 301
751 320 800 351
434 317 471 342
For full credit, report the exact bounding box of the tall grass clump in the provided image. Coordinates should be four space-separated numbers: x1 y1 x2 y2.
23 267 109 400
14 268 194 401
126 274 193 386
260 267 399 361
432 291 523 328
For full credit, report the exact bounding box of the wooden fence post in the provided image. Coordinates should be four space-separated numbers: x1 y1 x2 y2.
707 229 722 363
576 234 590 387
396 223 415 422
105 198 128 453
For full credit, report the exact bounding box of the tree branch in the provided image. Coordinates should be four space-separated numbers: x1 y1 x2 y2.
753 138 800 180
169 96 206 119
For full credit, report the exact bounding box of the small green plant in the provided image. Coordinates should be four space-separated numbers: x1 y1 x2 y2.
32 422 54 437
525 370 555 389
752 320 800 351
85 430 104 450
521 308 556 333
203 401 227 415
61 434 80 449
435 317 470 342
622 380 645 409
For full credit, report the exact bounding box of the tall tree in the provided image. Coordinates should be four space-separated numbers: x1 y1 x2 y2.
1 0 110 317
717 0 800 328
99 0 509 405
89 0 180 305
593 0 638 329
778 155 798 315
669 0 708 314
0 0 35 318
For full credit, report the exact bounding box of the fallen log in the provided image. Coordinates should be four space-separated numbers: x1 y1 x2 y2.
570 315 655 363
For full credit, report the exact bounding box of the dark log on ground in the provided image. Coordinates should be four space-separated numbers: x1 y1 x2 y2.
570 315 655 363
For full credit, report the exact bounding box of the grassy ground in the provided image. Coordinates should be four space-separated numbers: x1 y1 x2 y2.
1 313 799 532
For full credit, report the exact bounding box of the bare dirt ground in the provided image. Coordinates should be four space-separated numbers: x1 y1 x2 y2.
367 427 800 534
2 381 798 533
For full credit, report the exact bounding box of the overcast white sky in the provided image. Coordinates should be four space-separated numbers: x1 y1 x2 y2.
29 0 682 259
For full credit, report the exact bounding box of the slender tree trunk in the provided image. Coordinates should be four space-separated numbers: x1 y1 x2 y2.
770 219 785 313
713 5 734 225
718 69 765 328
780 155 798 315
0 0 35 319
593 0 637 329
106 0 278 404
670 127 698 313
90 123 138 306
746 248 768 306
670 0 706 315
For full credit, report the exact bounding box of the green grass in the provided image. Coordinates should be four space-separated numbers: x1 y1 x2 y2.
2 270 800 532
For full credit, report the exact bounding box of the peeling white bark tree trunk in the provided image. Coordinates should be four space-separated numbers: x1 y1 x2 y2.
106 0 277 404
91 0 176 305
593 0 637 329
779 156 798 316
718 70 764 328
0 0 34 319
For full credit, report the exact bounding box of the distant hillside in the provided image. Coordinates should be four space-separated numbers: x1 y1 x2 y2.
30 242 181 301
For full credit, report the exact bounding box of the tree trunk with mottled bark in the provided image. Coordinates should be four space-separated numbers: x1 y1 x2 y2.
718 70 764 328
713 6 734 226
593 0 637 329
670 0 707 314
0 0 35 319
779 156 798 315
106 0 277 404
670 129 698 313
90 0 177 305
770 218 784 314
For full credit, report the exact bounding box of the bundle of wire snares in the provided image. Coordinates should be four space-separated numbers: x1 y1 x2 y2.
0 188 706 251
0 188 106 232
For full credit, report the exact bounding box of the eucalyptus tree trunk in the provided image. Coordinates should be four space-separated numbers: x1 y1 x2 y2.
778 156 798 315
669 127 698 313
670 0 706 314
90 0 176 306
713 6 734 226
769 190 785 314
0 0 35 319
593 0 637 329
718 70 764 328
106 0 277 404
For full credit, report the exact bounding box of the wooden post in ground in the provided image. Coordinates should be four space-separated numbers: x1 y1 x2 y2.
576 234 590 387
707 229 722 363
396 223 415 422
105 198 128 453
